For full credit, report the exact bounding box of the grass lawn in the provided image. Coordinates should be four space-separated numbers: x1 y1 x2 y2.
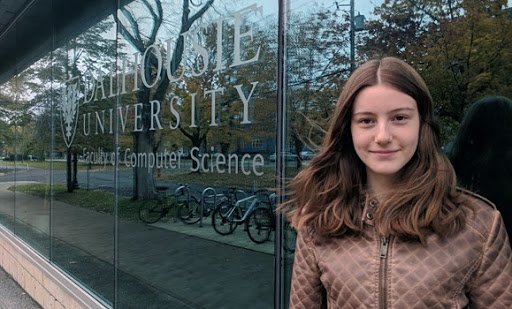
1 160 103 171
11 183 141 221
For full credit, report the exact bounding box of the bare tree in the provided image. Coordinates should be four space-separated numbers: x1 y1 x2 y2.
114 0 214 199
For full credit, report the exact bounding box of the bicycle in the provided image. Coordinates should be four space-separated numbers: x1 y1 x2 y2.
283 220 297 253
139 184 200 224
266 193 296 252
178 187 246 225
264 193 296 252
211 189 275 244
245 191 275 244
250 192 296 250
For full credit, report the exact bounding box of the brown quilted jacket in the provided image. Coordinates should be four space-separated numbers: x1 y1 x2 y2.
290 192 512 308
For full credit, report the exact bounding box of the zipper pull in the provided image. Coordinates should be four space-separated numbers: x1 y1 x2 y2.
380 236 389 259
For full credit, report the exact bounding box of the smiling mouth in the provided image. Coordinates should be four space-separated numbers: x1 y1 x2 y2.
370 150 398 154
370 150 399 158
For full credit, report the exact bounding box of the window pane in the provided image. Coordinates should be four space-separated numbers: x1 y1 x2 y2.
116 0 278 307
50 12 118 305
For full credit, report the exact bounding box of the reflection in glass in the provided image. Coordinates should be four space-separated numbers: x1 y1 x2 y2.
449 96 512 243
49 13 118 305
0 18 19 232
116 0 277 307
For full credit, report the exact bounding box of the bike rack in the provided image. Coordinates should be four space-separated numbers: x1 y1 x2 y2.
175 185 190 201
200 187 216 227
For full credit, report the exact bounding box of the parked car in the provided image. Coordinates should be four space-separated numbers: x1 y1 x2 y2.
299 150 315 160
269 152 297 162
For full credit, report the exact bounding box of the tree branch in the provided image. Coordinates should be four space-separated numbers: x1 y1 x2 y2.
154 0 215 101
113 10 145 52
122 8 144 44
179 126 194 140
190 0 215 26
141 0 163 45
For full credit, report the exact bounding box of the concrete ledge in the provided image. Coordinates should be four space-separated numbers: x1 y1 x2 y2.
0 225 108 309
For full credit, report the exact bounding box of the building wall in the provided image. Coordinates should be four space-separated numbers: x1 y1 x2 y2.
0 225 107 308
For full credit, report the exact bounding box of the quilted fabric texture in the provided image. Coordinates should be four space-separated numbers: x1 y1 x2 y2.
289 192 512 308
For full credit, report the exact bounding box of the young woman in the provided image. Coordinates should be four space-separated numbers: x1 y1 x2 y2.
285 57 512 308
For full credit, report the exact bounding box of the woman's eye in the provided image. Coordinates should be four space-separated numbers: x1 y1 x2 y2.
358 118 374 126
393 115 408 122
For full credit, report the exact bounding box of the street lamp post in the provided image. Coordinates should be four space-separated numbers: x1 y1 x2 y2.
349 0 355 73
352 12 366 71
337 1 366 73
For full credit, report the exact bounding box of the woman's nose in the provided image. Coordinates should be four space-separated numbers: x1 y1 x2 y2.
374 123 392 144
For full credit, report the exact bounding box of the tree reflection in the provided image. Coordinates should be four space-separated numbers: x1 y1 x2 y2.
114 0 215 199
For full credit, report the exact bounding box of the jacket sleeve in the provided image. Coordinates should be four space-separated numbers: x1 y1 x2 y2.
469 211 512 308
289 229 326 309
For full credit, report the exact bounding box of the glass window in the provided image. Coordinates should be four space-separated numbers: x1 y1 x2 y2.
50 12 118 306
252 138 262 149
116 1 278 307
0 20 18 233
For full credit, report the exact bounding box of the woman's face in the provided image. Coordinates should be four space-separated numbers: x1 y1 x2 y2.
351 84 420 186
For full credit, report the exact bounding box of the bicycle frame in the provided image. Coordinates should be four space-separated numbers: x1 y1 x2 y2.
225 195 259 224
203 188 247 213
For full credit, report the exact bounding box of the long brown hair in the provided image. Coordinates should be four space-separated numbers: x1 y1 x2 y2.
285 57 466 243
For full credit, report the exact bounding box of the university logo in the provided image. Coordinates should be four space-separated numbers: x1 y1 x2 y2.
60 76 81 148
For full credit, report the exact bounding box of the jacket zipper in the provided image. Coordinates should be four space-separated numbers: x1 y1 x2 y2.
379 236 390 309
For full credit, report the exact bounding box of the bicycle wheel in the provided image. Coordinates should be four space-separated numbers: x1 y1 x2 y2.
178 196 201 225
284 222 297 253
139 201 166 224
211 202 240 235
246 207 273 244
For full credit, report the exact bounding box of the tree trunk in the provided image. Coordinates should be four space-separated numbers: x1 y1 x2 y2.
66 149 73 193
72 151 79 189
133 130 156 200
118 0 215 199
132 86 156 200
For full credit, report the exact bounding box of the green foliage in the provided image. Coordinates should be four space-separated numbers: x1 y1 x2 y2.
361 0 512 143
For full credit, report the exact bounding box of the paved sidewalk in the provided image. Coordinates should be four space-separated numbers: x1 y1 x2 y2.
0 266 41 309
0 180 293 309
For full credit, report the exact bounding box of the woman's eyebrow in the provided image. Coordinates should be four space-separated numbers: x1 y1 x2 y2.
353 107 416 116
352 111 373 116
389 107 416 113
